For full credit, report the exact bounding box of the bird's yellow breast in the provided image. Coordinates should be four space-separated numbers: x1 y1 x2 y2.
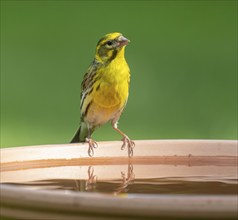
93 55 130 109
84 58 130 126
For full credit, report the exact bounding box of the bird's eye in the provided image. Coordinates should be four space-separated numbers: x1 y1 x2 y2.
106 40 113 46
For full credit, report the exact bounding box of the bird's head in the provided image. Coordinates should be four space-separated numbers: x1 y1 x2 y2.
95 32 130 63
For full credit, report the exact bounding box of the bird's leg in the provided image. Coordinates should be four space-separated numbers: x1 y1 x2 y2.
112 122 135 157
85 128 98 157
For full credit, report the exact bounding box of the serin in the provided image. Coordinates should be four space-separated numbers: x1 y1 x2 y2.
71 32 135 157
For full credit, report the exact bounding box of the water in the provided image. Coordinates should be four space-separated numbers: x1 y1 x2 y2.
5 178 238 195
2 164 237 195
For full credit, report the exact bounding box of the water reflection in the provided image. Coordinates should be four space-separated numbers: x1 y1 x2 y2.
2 162 237 195
73 164 135 194
114 164 135 194
75 166 97 192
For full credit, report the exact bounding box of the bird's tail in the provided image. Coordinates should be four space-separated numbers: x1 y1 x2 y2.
70 126 81 143
70 122 88 143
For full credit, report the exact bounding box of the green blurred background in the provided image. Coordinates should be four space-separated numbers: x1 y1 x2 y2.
1 0 237 148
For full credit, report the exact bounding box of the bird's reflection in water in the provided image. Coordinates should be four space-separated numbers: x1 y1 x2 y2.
74 164 135 194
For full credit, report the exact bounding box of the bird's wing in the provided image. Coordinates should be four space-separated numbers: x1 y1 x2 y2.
81 59 99 93
80 60 100 111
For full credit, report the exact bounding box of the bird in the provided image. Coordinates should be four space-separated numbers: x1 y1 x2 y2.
71 32 135 157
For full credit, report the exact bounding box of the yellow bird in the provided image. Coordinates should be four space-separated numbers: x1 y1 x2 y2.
71 32 135 157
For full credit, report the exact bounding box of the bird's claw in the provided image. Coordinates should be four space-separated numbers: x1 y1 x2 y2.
86 138 98 157
121 136 135 157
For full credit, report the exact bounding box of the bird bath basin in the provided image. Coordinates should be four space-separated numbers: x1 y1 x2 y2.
0 140 237 219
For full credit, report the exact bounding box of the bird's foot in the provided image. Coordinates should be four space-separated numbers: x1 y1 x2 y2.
86 138 98 157
121 136 135 157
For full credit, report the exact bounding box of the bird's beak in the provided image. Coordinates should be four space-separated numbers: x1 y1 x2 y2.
118 35 130 47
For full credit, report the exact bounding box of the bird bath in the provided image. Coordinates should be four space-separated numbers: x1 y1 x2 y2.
0 140 237 219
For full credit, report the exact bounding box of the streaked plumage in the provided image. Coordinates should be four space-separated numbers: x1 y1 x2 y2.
71 32 134 157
